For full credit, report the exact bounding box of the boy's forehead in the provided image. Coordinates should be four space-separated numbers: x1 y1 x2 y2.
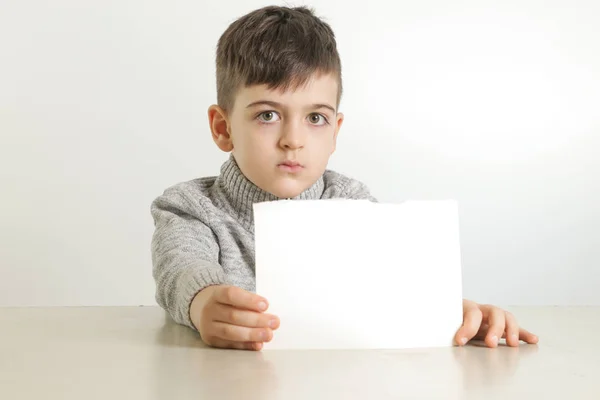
237 73 338 109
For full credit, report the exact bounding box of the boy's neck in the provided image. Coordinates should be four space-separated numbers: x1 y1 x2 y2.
216 154 325 231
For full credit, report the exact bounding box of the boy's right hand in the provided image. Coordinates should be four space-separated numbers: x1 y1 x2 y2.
190 285 279 351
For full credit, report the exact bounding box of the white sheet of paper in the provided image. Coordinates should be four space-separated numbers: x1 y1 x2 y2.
254 199 464 350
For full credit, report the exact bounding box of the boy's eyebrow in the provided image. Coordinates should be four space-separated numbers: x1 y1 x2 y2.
245 100 336 114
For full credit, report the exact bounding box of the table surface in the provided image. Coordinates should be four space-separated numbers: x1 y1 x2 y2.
1 306 598 400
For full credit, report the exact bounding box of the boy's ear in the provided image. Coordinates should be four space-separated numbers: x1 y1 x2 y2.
208 104 233 152
331 111 344 154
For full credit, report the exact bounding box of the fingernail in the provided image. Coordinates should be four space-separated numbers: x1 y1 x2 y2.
460 337 468 345
511 334 518 342
491 335 498 345
269 319 278 328
258 301 267 311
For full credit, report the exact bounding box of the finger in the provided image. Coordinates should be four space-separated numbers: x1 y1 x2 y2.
483 306 506 348
208 337 262 351
455 304 483 346
504 311 520 347
214 286 269 312
214 304 280 329
252 342 264 351
519 328 539 344
212 321 273 343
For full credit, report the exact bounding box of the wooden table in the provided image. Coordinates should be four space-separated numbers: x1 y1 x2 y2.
1 306 598 399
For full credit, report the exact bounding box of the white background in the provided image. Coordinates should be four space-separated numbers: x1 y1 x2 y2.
1 0 598 306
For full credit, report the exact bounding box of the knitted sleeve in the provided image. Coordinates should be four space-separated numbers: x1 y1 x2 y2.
150 193 226 330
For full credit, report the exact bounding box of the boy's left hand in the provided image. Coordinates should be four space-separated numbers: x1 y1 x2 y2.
455 299 539 347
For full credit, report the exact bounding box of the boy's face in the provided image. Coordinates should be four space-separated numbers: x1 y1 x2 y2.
209 73 343 198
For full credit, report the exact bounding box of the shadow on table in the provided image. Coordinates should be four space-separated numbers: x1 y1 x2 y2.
153 317 277 399
153 317 539 399
453 339 539 390
154 313 207 348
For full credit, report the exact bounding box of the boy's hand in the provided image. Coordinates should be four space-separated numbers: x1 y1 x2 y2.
455 299 539 347
190 285 280 351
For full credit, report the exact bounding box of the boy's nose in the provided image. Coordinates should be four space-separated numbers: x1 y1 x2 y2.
279 122 305 150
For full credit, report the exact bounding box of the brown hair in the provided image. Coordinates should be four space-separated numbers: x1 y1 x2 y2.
215 5 342 112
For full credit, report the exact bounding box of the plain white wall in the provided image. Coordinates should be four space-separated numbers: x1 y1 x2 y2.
1 0 598 306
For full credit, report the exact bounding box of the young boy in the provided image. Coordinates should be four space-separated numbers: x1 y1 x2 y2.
151 5 539 351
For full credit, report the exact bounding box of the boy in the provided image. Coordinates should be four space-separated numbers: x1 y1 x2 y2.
151 5 538 351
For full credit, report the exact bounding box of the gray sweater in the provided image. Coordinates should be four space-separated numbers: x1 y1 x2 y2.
150 155 376 329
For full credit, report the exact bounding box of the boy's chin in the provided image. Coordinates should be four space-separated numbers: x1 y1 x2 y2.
269 183 309 200
272 189 304 199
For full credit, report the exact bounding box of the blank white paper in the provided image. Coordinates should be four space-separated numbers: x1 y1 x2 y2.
253 199 464 350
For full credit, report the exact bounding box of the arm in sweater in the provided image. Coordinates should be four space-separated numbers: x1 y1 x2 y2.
150 194 226 329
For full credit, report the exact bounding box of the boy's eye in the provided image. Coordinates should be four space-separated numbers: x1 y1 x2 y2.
257 111 280 123
308 113 328 126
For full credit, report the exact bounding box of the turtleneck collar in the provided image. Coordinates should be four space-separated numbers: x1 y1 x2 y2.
214 154 325 232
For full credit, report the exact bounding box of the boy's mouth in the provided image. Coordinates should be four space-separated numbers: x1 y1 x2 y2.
278 160 304 173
